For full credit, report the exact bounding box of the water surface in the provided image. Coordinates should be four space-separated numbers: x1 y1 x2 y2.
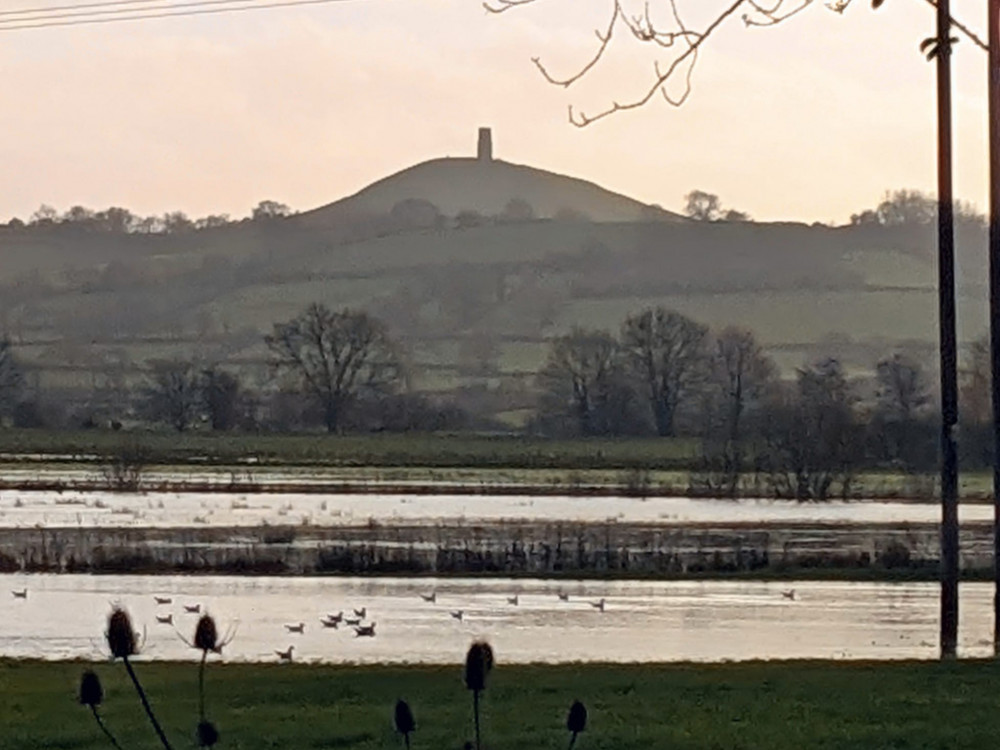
0 490 985 528
0 574 991 664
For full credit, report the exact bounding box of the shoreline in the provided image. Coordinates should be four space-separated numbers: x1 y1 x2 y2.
0 473 988 503
0 519 984 578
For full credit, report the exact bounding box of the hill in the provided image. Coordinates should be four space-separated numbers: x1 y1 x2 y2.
295 157 683 226
0 140 989 428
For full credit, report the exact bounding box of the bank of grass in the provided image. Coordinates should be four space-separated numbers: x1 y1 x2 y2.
5 658 1000 749
0 429 701 469
0 428 995 501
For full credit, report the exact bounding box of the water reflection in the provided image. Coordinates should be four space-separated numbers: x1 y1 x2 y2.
0 574 991 663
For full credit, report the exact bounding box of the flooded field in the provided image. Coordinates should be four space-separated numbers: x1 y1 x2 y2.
0 489 988 528
0 574 993 663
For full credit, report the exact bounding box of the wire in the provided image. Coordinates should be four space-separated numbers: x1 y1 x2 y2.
1 0 289 25
0 0 355 30
0 0 163 18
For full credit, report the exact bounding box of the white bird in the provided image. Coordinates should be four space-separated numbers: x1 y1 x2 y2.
781 589 796 601
156 614 173 625
354 623 376 637
420 592 437 603
184 604 201 614
450 610 464 621
11 589 27 599
284 622 305 634
507 595 519 606
590 598 606 612
557 593 569 602
353 607 367 618
153 596 172 605
275 645 295 662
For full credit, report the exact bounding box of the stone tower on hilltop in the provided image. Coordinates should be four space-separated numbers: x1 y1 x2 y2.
477 127 493 162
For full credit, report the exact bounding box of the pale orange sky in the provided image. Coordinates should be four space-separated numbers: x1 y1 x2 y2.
0 0 990 224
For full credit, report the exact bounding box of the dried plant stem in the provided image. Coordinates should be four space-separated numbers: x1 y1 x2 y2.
199 651 207 720
473 690 481 750
123 656 173 750
90 705 124 750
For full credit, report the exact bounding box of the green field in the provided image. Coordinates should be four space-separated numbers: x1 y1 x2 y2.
5 659 1000 749
0 429 701 469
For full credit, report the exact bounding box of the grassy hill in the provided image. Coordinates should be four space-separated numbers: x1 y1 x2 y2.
296 157 684 225
0 154 989 426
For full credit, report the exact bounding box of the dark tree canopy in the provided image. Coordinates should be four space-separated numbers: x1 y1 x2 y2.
142 359 202 432
266 304 403 433
537 327 632 436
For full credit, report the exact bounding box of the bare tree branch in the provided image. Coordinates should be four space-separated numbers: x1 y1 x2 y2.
491 0 988 127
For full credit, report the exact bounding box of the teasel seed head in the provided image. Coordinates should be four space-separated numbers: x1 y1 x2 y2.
194 615 219 653
464 640 494 692
197 719 220 747
567 700 587 734
79 670 103 707
107 607 137 659
394 698 415 735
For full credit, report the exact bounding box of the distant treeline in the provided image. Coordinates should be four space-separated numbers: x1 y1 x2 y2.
0 200 292 235
0 299 994 497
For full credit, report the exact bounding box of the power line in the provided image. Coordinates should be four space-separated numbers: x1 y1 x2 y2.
1 0 291 25
0 0 164 18
0 0 355 30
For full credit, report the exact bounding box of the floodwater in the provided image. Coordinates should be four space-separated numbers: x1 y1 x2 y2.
0 574 993 664
0 489 989 528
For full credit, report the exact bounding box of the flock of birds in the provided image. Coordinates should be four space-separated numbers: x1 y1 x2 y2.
146 597 380 662
8 585 801 664
419 590 610 622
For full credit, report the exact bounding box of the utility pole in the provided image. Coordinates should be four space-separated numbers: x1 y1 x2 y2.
989 0 1000 658
937 0 959 661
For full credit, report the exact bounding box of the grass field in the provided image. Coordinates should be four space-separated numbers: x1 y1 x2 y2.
0 429 702 469
5 659 1000 749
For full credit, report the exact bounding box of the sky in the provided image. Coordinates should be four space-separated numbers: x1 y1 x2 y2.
0 0 992 224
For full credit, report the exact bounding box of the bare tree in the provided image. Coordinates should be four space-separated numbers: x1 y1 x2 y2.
875 353 931 423
0 338 23 422
873 352 933 467
960 336 990 424
200 367 244 432
684 190 722 221
142 359 202 432
621 307 709 437
265 304 403 433
707 327 777 488
759 357 861 500
537 327 629 436
486 0 984 126
251 200 291 221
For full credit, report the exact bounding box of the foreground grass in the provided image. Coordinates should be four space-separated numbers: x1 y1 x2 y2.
5 659 1000 749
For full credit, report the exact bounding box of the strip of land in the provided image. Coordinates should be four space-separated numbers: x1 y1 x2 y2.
4 659 1000 749
0 429 992 500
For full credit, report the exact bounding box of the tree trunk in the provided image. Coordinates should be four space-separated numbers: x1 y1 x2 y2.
324 399 340 433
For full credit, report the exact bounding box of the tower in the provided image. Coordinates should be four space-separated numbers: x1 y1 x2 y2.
477 127 493 162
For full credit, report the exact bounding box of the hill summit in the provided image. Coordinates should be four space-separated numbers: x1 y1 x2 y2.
297 128 684 226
